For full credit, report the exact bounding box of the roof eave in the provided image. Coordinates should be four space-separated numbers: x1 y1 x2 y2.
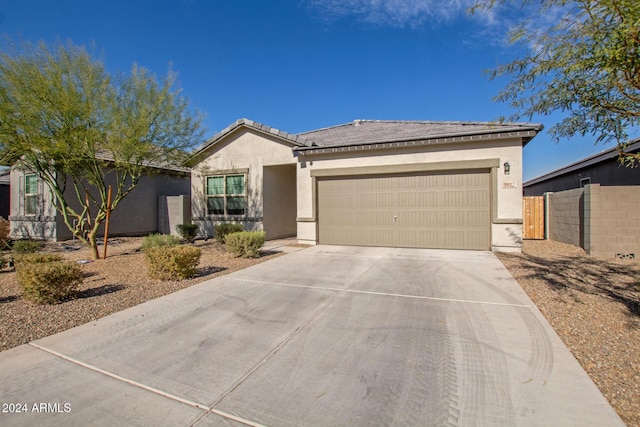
293 129 541 155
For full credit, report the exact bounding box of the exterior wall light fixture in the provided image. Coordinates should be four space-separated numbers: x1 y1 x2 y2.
503 161 510 175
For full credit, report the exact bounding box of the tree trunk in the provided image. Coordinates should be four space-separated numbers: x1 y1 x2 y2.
88 231 101 260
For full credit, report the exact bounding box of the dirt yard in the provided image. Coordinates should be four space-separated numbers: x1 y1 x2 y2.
0 238 284 352
497 240 640 427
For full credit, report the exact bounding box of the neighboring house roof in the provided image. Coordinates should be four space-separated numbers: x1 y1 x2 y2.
187 118 543 164
523 138 640 187
93 150 190 174
293 120 543 154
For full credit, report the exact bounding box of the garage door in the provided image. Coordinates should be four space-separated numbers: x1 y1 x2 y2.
317 171 491 250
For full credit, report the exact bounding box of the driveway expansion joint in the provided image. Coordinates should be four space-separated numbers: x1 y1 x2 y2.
229 277 534 308
26 342 266 427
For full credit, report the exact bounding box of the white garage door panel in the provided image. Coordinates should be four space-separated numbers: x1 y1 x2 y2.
317 171 491 250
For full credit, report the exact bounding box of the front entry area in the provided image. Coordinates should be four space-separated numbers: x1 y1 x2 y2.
317 170 491 250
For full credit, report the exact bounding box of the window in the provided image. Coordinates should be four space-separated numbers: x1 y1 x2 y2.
24 174 38 216
206 174 246 216
580 177 591 187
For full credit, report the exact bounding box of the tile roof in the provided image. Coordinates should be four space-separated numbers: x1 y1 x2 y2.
187 118 543 163
295 119 543 151
94 149 190 174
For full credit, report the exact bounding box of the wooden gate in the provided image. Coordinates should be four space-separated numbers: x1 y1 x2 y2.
523 196 545 239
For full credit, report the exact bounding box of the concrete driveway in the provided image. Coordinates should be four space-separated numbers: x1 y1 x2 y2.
0 245 624 426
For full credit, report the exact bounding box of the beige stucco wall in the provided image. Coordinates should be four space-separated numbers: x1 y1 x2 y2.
263 164 297 239
296 138 525 251
191 128 297 238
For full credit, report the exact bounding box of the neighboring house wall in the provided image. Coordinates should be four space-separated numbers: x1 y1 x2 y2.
524 150 640 196
10 167 190 241
296 138 524 251
548 188 583 247
190 128 296 239
10 168 57 239
0 185 9 220
546 184 640 257
0 171 10 219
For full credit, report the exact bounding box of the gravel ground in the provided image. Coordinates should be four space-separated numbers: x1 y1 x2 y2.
1 238 638 425
497 240 640 427
0 238 285 352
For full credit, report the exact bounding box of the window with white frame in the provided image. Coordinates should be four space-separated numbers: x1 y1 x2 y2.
24 174 38 216
206 174 246 216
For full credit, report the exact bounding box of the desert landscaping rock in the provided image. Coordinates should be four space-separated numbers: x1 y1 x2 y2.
0 238 283 351
497 240 640 427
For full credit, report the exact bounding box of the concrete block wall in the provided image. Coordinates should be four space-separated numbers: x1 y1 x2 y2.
548 188 584 247
547 184 640 257
585 185 640 257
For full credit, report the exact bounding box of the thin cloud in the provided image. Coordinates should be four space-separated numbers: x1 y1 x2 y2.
307 0 571 50
308 0 474 28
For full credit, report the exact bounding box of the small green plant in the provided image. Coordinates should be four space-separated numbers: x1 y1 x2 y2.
12 239 41 254
0 217 10 249
141 233 181 252
214 223 244 243
176 224 199 243
17 260 83 304
145 245 202 281
225 231 266 258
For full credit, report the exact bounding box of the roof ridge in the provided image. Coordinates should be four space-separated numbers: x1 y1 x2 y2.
298 119 543 135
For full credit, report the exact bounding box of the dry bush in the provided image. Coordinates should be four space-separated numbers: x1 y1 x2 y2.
225 231 266 258
145 245 202 281
17 260 83 304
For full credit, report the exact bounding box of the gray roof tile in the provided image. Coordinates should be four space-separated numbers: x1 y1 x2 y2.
187 118 543 164
295 119 543 149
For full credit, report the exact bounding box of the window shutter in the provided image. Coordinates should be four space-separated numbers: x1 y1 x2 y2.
18 175 24 216
38 178 44 217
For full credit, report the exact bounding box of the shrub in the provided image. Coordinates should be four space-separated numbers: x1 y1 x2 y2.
176 223 199 243
14 253 63 266
0 217 10 249
225 231 266 258
141 233 181 252
145 245 201 281
214 223 243 243
17 260 83 304
12 239 41 254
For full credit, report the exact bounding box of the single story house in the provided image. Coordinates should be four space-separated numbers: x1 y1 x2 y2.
523 139 640 196
187 118 542 252
9 160 191 241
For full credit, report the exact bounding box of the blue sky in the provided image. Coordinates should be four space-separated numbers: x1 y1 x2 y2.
0 0 629 181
